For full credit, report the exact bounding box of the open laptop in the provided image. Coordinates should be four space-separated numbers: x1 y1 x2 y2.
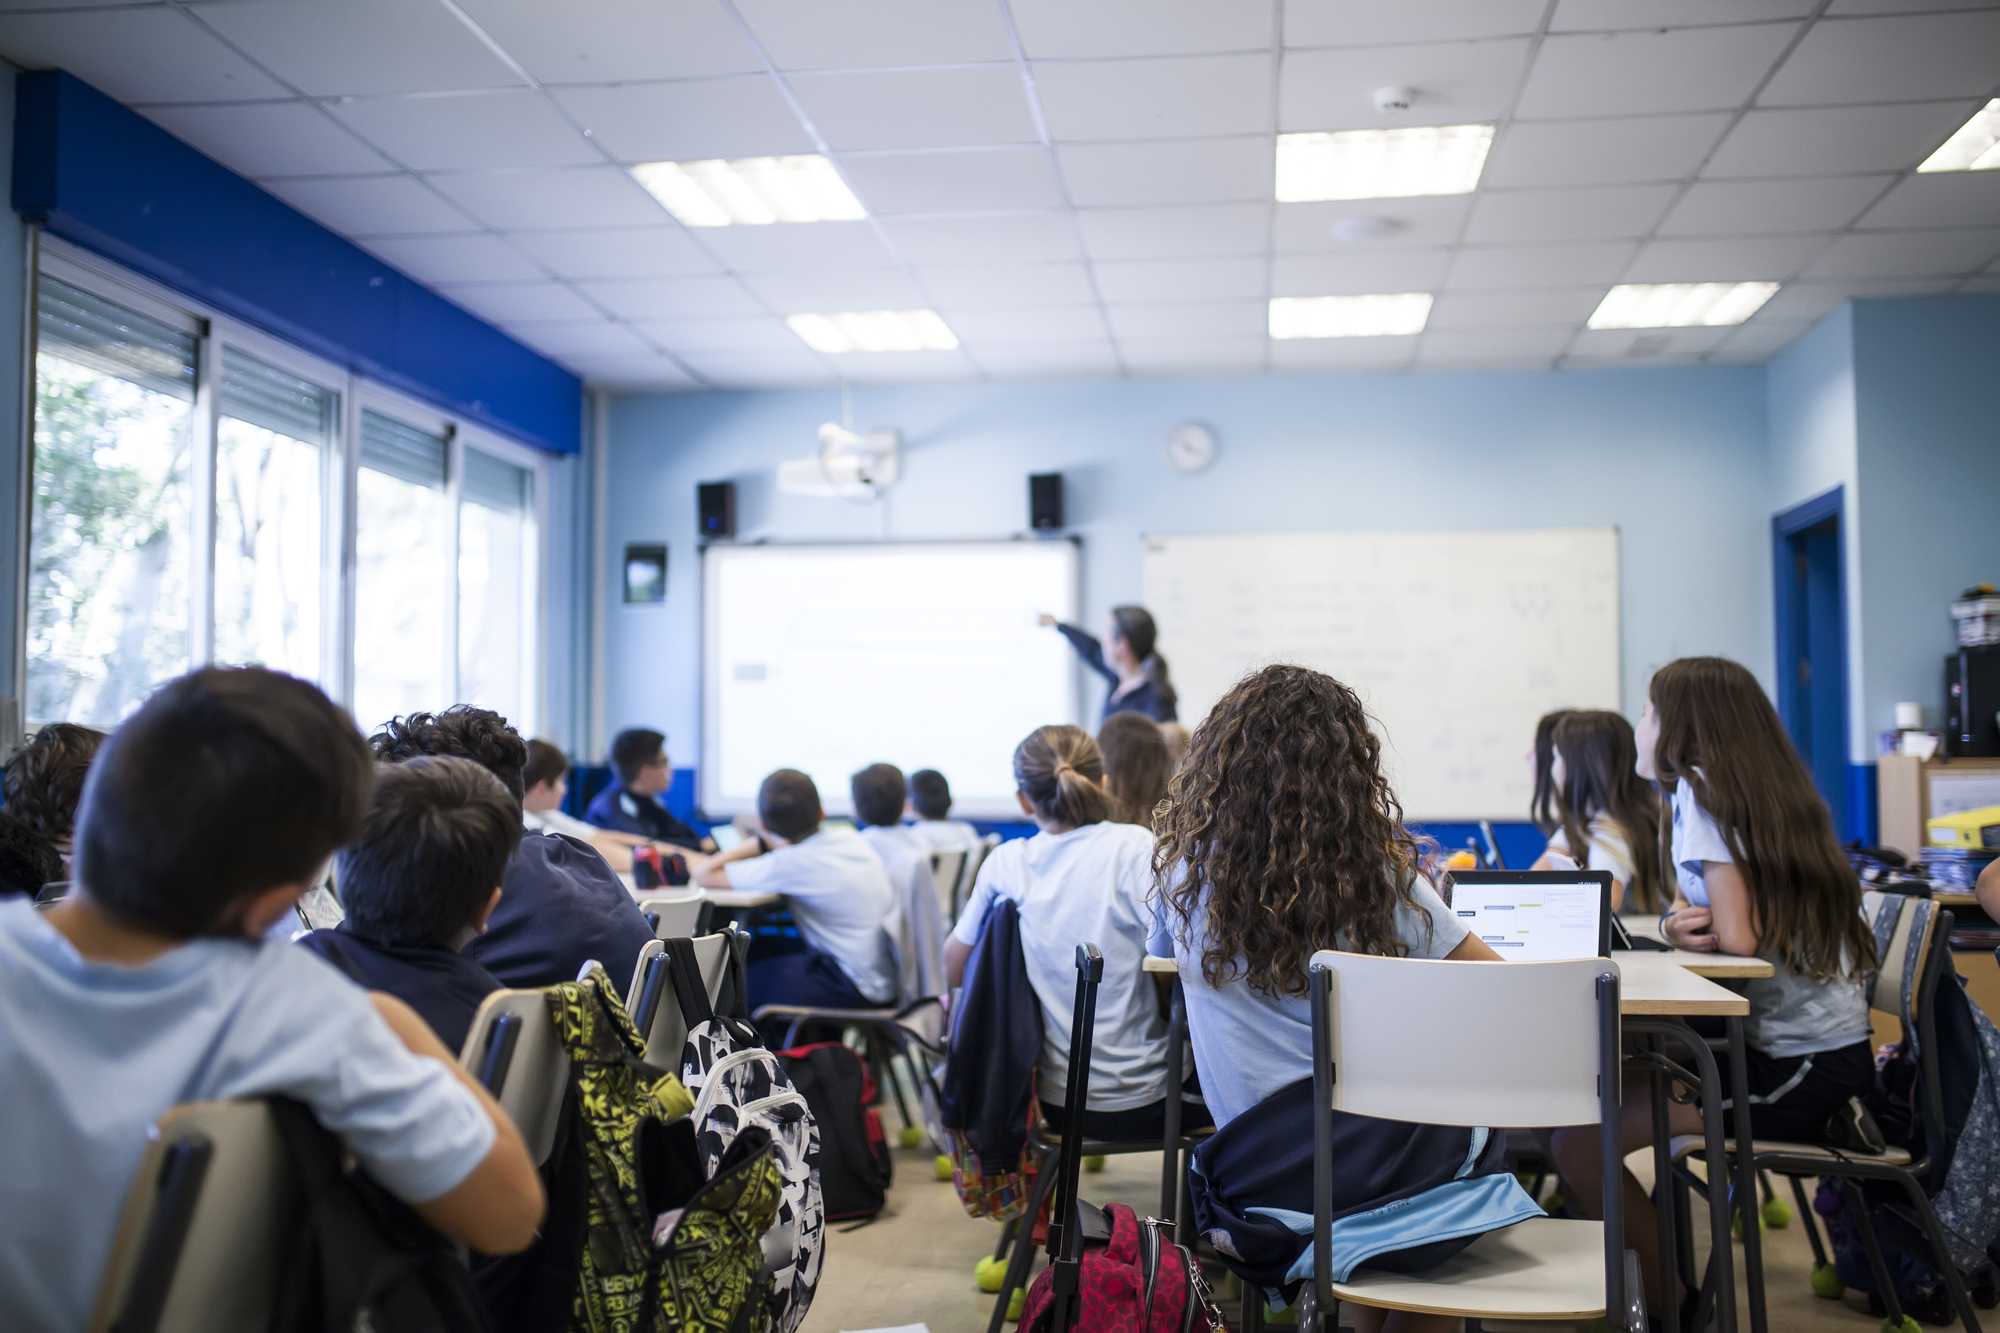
1444 870 1614 960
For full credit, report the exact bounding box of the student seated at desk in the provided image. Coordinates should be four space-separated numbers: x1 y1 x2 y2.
1550 656 1876 1313
0 810 61 899
1528 709 1665 912
852 762 931 897
521 738 665 875
943 725 1203 1141
1149 665 1531 1330
372 708 655 997
584 727 716 854
301 757 515 1055
0 667 543 1331
905 768 978 854
693 769 898 1012
4 721 105 875
1098 711 1172 832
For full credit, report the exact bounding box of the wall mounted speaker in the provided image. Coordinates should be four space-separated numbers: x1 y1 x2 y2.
1028 473 1063 531
697 481 735 539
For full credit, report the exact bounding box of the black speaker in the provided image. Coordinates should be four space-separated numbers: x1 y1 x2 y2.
1028 473 1063 531
1946 645 2000 756
697 481 735 539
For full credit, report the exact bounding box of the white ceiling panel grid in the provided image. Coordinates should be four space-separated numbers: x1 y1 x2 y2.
0 8 291 103
1285 0 1548 48
1280 40 1534 132
1035 54 1273 142
549 79 816 162
787 68 1039 152
1014 0 1273 60
1514 25 1801 119
328 91 600 172
1482 115 1733 189
1658 177 1893 236
449 0 765 84
194 0 523 98
140 101 395 179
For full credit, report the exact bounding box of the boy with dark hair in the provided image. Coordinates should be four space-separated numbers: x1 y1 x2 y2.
0 810 62 899
692 768 898 1011
301 757 518 1054
852 762 947 999
3 721 106 871
522 737 662 874
584 727 716 853
372 707 654 996
906 767 979 854
0 668 543 1330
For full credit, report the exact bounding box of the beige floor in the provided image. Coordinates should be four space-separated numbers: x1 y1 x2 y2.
799 1138 1923 1333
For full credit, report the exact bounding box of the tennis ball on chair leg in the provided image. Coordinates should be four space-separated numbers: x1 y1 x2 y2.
898 1125 924 1148
934 1154 952 1181
1810 1263 1845 1299
1084 1155 1106 1173
974 1255 1006 1292
1882 1315 1920 1333
1761 1193 1792 1228
1007 1288 1026 1322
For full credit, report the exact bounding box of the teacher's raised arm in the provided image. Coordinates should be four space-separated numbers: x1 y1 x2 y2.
1039 605 1179 725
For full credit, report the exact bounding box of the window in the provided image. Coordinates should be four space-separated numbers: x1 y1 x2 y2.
28 278 197 725
459 447 538 734
353 410 452 736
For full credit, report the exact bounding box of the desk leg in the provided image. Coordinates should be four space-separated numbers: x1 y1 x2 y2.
1629 1020 1735 1333
1647 1034 1680 1332
1726 1017 1767 1333
1161 979 1187 1240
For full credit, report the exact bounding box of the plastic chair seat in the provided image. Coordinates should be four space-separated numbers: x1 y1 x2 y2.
1668 1134 1912 1168
1328 1218 1608 1321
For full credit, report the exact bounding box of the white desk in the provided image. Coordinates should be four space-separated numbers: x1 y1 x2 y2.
705 888 780 909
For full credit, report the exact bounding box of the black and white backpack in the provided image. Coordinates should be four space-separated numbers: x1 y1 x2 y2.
664 937 824 1333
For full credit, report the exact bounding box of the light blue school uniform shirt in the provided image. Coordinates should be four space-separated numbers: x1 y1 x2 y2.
1147 870 1468 1128
0 898 495 1333
727 825 899 1004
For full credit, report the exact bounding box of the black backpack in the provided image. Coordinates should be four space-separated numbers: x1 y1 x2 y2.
776 1041 894 1221
267 1096 495 1333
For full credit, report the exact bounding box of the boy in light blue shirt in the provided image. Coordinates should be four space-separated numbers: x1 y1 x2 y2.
0 667 545 1333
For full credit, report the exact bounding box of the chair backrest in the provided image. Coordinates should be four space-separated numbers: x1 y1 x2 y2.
958 833 1000 918
634 929 738 1069
1863 890 1939 1031
88 1100 297 1333
1311 949 1614 1128
460 988 569 1167
928 849 966 917
637 888 709 939
626 938 666 1016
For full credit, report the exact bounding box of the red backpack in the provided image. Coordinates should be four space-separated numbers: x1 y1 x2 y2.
1019 1201 1226 1333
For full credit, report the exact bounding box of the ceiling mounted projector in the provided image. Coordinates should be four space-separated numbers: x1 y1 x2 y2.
776 422 901 498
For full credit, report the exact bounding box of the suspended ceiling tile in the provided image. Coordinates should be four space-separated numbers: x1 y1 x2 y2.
1270 196 1473 253
1280 40 1533 132
572 274 769 319
1516 25 1798 119
970 341 1126 380
1092 256 1267 303
195 0 524 98
1550 0 1815 29
738 267 930 312
694 221 898 273
877 213 1082 264
1427 288 1605 328
1759 11 2000 106
500 319 654 356
1857 172 2000 232
0 8 291 103
328 91 598 172
262 174 476 236
1568 324 1736 357
790 67 1037 152
1705 317 1817 360
1268 334 1418 371
145 101 392 178
915 262 1098 307
828 349 980 383
1077 203 1269 261
674 348 836 386
732 0 1012 70
1447 241 1638 287
1483 114 1731 189
1416 326 1575 364
1118 337 1266 376
362 233 548 284
1014 0 1271 58
1825 0 2000 11
551 78 814 163
1270 248 1453 295
503 226 723 280
1756 276 1960 321
1056 137 1271 207
628 315 805 352
427 165 665 230
1957 274 2000 294
1660 177 1890 236
1103 300 1267 340
1622 234 1832 282
436 279 604 322
1285 0 1546 48
1464 184 1678 244
1702 102 1979 179
449 0 764 84
841 148 1065 214
1805 230 2000 280
938 306 1109 342
1035 53 1271 142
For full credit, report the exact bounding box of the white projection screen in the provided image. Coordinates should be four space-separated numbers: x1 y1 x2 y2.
701 541 1080 819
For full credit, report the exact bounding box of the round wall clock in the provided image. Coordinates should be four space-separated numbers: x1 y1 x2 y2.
1166 421 1217 473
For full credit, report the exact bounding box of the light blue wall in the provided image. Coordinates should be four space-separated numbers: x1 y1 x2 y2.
603 365 1774 759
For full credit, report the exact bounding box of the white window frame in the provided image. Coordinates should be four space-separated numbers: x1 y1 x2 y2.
24 237 553 736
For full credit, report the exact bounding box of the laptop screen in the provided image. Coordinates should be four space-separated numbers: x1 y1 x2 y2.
1445 871 1613 960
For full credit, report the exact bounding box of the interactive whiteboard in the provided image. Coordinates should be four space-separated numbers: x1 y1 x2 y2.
701 541 1080 819
1143 528 1620 820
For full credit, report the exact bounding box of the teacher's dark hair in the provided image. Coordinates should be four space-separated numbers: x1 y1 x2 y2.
1154 664 1428 996
1111 605 1177 714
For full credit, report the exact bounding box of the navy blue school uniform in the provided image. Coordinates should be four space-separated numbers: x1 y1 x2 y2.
583 781 706 846
298 926 502 1056
463 830 655 996
1053 622 1177 724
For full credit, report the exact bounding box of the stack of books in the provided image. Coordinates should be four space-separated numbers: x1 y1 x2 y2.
1921 845 1997 891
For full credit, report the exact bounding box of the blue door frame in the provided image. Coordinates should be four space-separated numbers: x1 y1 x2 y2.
1772 487 1858 839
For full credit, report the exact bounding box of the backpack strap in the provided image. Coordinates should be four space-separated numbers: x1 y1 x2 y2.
663 935 715 1030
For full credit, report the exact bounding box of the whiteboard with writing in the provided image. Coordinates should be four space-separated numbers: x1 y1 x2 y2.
1142 528 1621 821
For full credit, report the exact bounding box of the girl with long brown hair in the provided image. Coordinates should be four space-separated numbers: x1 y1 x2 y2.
1527 708 1573 837
1529 709 1666 912
1097 711 1173 832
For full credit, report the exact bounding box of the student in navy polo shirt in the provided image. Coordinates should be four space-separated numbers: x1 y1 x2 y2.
583 728 716 854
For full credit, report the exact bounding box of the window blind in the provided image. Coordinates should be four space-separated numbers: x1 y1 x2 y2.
221 347 335 445
360 409 447 490
37 276 197 400
463 447 532 515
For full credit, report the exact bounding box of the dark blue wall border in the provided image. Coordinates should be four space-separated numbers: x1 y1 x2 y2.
12 70 580 454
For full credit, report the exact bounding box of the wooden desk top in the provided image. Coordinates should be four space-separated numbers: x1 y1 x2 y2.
704 888 781 908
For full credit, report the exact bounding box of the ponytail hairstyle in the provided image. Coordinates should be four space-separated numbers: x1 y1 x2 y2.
1529 709 1574 835
1014 724 1113 828
1097 711 1173 831
1649 657 1873 981
1550 710 1666 913
1111 605 1177 716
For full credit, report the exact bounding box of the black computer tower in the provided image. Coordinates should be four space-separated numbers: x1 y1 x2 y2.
1945 644 2000 756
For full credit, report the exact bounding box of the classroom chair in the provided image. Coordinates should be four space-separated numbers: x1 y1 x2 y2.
958 833 1001 920
1282 950 1640 1333
460 987 571 1169
636 887 711 939
87 1099 296 1333
929 848 967 919
628 926 747 1070
1672 893 1982 1333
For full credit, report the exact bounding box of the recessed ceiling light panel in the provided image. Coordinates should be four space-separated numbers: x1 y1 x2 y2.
1587 283 1779 329
1918 99 2000 173
787 310 959 353
1275 125 1494 202
630 155 867 226
1268 293 1433 339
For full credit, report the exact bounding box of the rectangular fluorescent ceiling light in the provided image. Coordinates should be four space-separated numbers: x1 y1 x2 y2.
1587 282 1779 329
630 155 866 226
1276 125 1494 201
1919 99 2000 172
1269 293 1432 339
788 310 958 353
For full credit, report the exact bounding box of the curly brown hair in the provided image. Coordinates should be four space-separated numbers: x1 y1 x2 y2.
370 706 528 804
1153 664 1428 997
4 722 106 845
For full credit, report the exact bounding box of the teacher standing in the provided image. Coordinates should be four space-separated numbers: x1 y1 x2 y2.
1039 606 1179 725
